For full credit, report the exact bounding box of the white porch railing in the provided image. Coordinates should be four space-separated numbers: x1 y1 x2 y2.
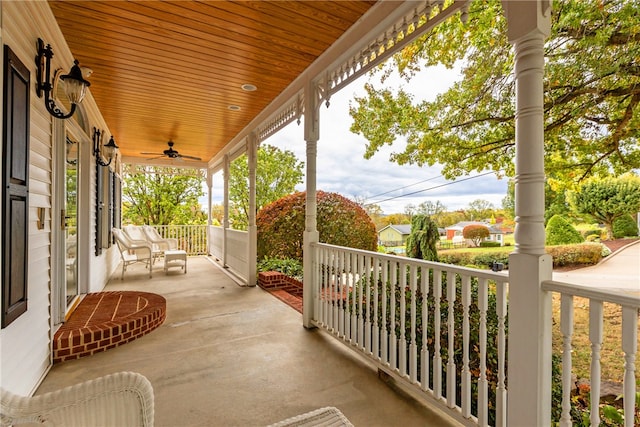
311 243 509 427
207 225 249 283
149 225 207 256
311 243 639 427
542 280 639 427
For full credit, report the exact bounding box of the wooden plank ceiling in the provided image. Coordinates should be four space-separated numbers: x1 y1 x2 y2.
48 0 376 165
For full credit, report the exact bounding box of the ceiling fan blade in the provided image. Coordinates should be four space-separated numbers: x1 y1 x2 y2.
140 152 164 155
179 154 202 161
145 155 166 160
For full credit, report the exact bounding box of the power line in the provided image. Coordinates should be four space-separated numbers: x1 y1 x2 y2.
364 171 497 206
365 174 444 199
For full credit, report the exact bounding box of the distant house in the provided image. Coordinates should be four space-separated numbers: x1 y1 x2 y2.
378 224 412 248
445 221 505 246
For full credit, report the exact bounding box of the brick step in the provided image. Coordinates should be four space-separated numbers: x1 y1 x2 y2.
269 289 303 313
53 291 166 363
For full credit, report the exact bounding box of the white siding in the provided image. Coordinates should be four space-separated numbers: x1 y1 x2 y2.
0 1 118 394
0 2 54 395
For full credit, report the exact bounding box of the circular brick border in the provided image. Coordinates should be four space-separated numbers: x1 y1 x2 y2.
53 291 166 363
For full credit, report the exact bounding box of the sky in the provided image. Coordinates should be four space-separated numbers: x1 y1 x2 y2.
210 64 509 215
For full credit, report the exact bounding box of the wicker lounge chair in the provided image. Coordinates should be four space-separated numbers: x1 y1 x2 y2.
112 228 154 279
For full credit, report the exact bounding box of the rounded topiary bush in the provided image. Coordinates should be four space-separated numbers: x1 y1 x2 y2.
257 191 377 262
545 214 584 245
612 214 638 238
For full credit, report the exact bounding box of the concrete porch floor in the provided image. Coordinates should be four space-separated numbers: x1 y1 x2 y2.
37 256 459 427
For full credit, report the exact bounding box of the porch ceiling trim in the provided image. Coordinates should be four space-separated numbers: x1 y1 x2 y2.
208 0 469 173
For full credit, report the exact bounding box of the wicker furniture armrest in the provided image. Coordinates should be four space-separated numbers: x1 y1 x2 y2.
1 371 154 427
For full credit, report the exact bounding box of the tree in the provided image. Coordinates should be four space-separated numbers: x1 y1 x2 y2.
463 224 490 247
545 214 583 245
121 165 205 225
229 144 304 230
257 191 377 262
349 0 640 185
570 174 640 239
465 199 495 221
405 214 439 261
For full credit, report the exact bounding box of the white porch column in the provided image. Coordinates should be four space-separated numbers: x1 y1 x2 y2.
222 154 230 268
503 1 553 426
206 168 213 226
206 168 213 256
303 80 320 328
247 133 258 287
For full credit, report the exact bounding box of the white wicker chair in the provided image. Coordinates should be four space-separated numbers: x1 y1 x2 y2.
1 371 154 426
112 228 154 279
123 225 164 263
142 225 178 252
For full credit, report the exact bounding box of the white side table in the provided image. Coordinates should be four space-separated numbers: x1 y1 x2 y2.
164 250 187 274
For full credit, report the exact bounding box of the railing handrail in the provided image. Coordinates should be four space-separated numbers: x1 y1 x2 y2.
543 279 640 307
313 242 509 282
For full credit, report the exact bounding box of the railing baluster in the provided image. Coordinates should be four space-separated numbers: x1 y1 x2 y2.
560 293 574 427
365 255 372 354
420 267 430 392
331 248 339 332
390 261 398 371
589 299 603 427
314 245 321 327
350 252 358 346
344 251 352 342
433 269 443 400
372 255 380 361
409 265 418 383
461 274 471 418
446 271 457 408
381 258 389 366
357 254 365 350
477 278 488 427
399 262 407 377
622 306 637 427
335 252 346 338
496 281 507 427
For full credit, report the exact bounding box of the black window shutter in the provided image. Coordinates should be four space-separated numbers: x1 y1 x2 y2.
95 163 103 255
2 45 30 328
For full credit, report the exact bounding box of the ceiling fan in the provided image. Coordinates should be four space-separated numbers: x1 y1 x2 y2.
141 141 202 161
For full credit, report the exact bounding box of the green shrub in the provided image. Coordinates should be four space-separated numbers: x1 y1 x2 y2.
479 241 501 247
257 257 302 279
257 191 377 262
438 251 510 269
612 214 638 238
582 228 603 240
546 215 584 245
546 243 602 267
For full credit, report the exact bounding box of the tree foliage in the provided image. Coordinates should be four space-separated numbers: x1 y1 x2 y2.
463 224 490 247
405 214 439 261
545 214 584 245
229 144 304 230
121 165 205 225
570 174 640 239
349 0 640 185
257 191 377 262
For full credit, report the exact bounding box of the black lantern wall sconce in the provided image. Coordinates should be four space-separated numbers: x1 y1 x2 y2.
35 38 91 120
92 127 119 167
